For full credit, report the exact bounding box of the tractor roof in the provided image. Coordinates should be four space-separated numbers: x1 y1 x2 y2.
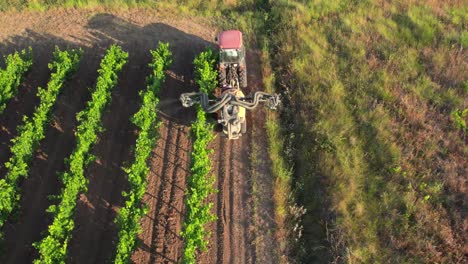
219 30 243 49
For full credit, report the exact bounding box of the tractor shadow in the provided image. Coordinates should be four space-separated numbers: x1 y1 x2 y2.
86 13 216 126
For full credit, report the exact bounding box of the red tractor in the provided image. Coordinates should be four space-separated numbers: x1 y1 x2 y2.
217 30 248 89
180 30 280 139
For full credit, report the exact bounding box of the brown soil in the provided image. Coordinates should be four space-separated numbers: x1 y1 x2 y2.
0 7 278 264
197 51 278 264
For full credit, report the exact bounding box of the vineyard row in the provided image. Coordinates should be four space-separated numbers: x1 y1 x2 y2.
113 42 172 264
33 45 128 264
0 47 82 239
0 48 33 113
181 49 218 264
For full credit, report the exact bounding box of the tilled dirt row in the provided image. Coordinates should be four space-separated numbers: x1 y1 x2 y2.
214 137 253 264
197 52 277 264
131 120 190 263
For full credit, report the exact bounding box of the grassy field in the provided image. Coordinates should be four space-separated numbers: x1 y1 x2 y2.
1 0 466 263
212 0 467 263
0 0 227 12
264 1 467 263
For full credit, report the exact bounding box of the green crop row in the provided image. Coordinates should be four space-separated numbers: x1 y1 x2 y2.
0 48 33 113
0 47 81 238
33 45 128 264
181 50 217 264
193 49 217 94
113 42 172 264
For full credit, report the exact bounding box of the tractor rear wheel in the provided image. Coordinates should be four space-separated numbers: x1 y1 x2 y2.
218 68 226 86
239 67 247 88
241 119 247 134
227 66 237 85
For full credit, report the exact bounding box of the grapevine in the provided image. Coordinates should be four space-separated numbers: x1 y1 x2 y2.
181 49 218 264
114 42 172 264
0 48 33 113
33 45 128 264
0 47 81 238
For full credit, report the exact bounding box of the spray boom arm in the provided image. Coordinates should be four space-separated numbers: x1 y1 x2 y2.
180 91 280 113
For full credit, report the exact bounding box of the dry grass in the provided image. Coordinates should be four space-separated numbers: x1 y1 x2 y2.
264 0 467 263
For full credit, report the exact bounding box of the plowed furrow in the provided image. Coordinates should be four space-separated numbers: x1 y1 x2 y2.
136 119 191 264
236 137 254 263
198 132 254 264
222 139 233 263
150 121 179 264
215 136 227 264
162 125 187 262
231 138 251 264
131 120 171 264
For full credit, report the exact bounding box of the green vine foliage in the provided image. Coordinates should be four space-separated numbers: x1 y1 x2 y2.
0 47 82 238
193 49 217 94
0 47 33 113
114 42 172 264
181 49 218 264
33 45 128 264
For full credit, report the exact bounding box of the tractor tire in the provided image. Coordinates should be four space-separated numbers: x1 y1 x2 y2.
227 66 237 84
218 68 226 86
239 67 248 88
241 119 247 134
214 123 223 133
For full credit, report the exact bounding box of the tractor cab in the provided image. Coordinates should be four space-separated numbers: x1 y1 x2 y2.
220 49 244 63
216 30 247 88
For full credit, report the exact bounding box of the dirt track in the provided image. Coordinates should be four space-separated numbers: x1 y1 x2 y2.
0 8 277 263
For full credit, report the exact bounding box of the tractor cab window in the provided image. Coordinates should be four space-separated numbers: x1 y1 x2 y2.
220 49 239 63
